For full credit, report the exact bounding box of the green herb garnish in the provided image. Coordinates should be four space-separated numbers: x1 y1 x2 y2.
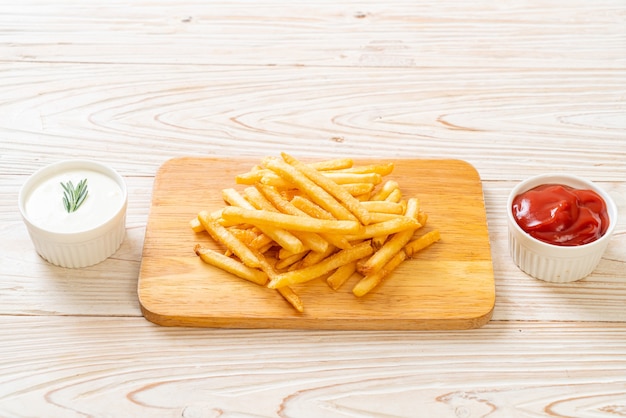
61 178 89 213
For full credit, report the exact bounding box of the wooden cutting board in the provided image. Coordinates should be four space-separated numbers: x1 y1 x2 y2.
138 157 495 330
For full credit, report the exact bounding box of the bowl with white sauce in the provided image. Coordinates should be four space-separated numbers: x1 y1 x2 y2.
18 160 127 268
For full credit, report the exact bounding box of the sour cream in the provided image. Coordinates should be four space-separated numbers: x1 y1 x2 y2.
24 169 124 233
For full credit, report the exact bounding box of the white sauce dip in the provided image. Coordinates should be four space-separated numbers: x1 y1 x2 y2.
24 169 124 233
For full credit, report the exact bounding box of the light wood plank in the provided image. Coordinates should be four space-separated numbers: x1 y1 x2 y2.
1 63 625 181
1 317 626 418
1 1 624 68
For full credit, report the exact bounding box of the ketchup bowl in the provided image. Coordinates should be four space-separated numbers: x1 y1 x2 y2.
507 173 618 283
18 160 127 268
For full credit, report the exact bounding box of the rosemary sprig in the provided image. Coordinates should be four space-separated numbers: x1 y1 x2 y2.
61 178 89 213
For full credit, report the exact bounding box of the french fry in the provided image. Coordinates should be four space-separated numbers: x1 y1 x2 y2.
239 159 353 185
263 156 358 222
385 188 403 203
404 230 441 257
256 183 343 252
189 217 204 233
358 198 420 276
245 186 329 253
371 180 399 201
353 250 406 297
326 261 357 291
334 162 394 176
260 172 294 189
190 209 224 233
267 241 374 289
194 245 268 286
248 232 274 250
235 166 266 185
275 250 309 270
227 227 261 247
367 212 404 223
418 211 428 226
291 244 336 270
197 211 262 269
322 172 382 185
222 188 255 209
223 187 305 254
309 158 353 171
221 206 363 235
277 286 304 313
342 182 375 197
360 200 405 214
344 216 421 241
281 152 372 225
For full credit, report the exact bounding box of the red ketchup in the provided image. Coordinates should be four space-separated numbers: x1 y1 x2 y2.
512 184 609 246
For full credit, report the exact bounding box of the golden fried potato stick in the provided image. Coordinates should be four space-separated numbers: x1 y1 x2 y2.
267 241 373 289
197 211 262 269
227 227 260 247
341 182 375 197
404 230 441 257
221 206 363 235
275 251 309 270
276 286 304 313
235 166 266 185
281 152 372 225
189 217 204 233
372 197 417 252
360 200 406 214
385 188 403 203
322 172 382 185
367 212 404 223
260 172 294 189
308 158 354 171
231 248 304 313
248 185 330 254
353 250 406 297
371 180 399 201
290 195 333 219
263 156 358 222
248 232 274 250
223 187 305 254
344 216 421 241
290 196 354 249
333 162 394 176
326 261 357 291
290 244 336 270
237 159 352 185
222 188 255 209
358 198 420 276
255 183 348 251
353 230 441 297
190 209 224 233
417 211 428 227
369 197 407 247
194 245 268 286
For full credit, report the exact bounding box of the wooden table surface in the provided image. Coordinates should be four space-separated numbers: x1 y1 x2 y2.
1 1 625 417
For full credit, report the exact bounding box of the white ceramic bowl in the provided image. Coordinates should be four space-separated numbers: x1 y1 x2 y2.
507 174 618 283
18 160 127 268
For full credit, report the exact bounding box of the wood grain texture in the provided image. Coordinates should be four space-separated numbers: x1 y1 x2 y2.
1 317 626 418
1 63 624 181
138 157 494 329
1 1 624 69
1 0 626 416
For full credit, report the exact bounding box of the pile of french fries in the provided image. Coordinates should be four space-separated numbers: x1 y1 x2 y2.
191 152 440 312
